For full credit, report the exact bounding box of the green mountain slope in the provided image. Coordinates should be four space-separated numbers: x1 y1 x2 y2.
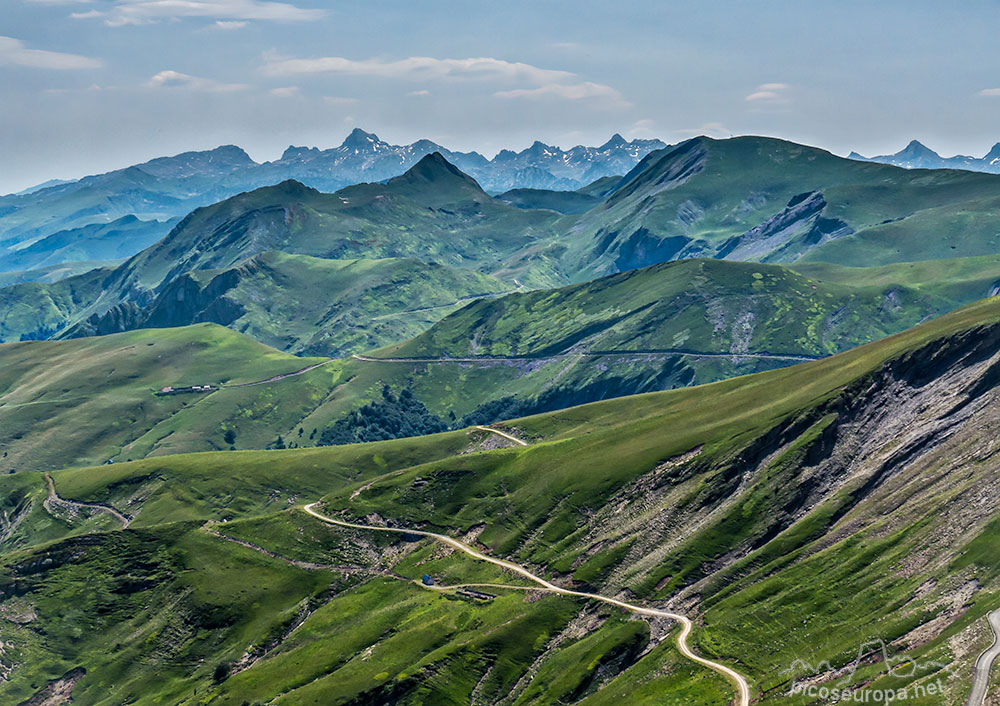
67 252 511 356
0 266 110 342
104 153 561 300
2 295 1000 703
383 257 1000 360
0 324 332 473
5 255 1000 475
566 136 1000 278
0 153 563 350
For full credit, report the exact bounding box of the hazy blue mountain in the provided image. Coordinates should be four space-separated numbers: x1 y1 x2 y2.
0 216 177 273
0 130 664 273
849 139 1000 172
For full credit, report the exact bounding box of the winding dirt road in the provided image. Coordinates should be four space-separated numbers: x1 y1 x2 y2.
302 502 750 706
222 360 332 388
352 349 820 365
44 473 130 528
472 425 528 447
967 609 1000 706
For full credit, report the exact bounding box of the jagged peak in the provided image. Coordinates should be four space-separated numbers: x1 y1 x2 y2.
340 127 381 148
280 145 320 161
600 133 628 149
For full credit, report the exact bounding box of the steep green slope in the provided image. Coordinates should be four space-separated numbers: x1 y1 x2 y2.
3 296 1000 703
567 136 1000 277
383 257 1000 361
68 252 511 357
0 153 563 350
0 266 109 342
6 255 1000 474
103 153 561 301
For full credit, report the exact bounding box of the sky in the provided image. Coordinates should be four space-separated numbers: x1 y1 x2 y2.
2 0 1000 193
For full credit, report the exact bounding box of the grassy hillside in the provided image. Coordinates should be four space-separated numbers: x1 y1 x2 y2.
69 252 511 357
2 295 1000 703
5 255 1000 474
103 153 562 300
0 153 563 352
565 136 1000 278
0 324 331 473
0 266 109 343
383 257 1000 361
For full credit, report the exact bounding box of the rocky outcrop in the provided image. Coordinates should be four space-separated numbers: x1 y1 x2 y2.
717 191 853 261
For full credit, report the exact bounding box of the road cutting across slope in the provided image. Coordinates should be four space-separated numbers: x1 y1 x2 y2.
302 502 750 706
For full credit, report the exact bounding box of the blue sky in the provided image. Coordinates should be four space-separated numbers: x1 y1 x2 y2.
2 0 1000 193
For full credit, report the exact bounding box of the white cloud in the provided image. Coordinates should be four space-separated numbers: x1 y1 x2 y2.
494 81 630 108
745 90 780 102
0 35 102 69
147 69 249 92
261 54 575 85
494 82 614 100
745 82 790 104
68 0 323 26
214 20 248 29
407 89 430 97
70 10 104 19
978 88 1000 96
268 85 298 97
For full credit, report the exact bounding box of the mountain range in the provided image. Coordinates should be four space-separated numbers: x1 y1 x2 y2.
7 135 1000 360
0 130 665 275
3 126 1000 705
849 139 1000 172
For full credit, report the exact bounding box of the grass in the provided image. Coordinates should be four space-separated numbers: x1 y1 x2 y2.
0 323 328 473
3 288 1000 703
564 135 1000 278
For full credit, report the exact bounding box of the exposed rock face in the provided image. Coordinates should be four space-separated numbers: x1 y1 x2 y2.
576 320 1000 621
718 191 853 261
15 667 86 706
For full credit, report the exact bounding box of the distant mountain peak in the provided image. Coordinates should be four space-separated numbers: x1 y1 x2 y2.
984 142 1000 162
600 133 628 149
384 152 486 203
401 152 469 180
280 145 319 161
898 139 939 158
341 128 381 149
